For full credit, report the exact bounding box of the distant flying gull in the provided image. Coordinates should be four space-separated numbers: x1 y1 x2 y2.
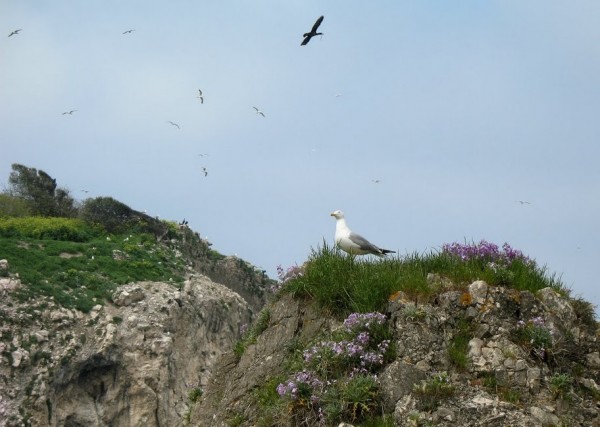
167 121 180 129
516 200 531 205
335 93 343 97
122 29 135 34
371 179 381 184
8 29 21 37
301 16 324 46
62 110 77 115
80 189 89 193
197 89 204 104
253 106 265 117
202 167 208 177
197 153 209 157
330 210 395 256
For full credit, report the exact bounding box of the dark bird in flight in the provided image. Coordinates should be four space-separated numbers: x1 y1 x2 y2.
301 16 324 46
253 106 265 117
123 29 135 34
516 200 531 205
197 89 204 104
202 167 208 177
8 29 21 37
167 121 180 129
62 110 77 115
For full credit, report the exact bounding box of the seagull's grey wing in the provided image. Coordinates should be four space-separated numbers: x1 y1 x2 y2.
348 231 382 255
311 16 324 33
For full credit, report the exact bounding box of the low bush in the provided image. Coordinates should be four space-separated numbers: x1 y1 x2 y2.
0 217 98 242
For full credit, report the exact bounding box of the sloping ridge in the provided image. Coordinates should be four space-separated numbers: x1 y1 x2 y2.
190 281 600 426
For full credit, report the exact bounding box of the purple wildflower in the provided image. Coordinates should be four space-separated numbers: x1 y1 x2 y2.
271 264 305 293
343 312 387 332
442 240 534 266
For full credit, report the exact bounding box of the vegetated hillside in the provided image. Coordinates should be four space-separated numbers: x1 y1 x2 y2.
0 163 273 312
0 208 273 313
191 244 600 427
0 202 274 426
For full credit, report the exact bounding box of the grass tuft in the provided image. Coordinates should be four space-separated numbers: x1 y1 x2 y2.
282 243 565 317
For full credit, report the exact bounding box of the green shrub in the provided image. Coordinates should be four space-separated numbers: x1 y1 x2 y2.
79 197 138 233
549 373 572 399
448 318 473 371
7 164 77 217
0 193 31 217
188 387 203 403
0 217 98 241
413 372 454 411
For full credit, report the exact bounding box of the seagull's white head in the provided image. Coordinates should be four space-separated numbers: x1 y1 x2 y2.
330 210 345 219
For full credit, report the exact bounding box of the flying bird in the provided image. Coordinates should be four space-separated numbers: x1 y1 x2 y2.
201 167 208 177
167 121 180 129
253 106 265 117
371 179 381 184
197 153 209 157
8 29 21 37
516 200 531 205
330 210 395 256
301 16 324 46
197 89 204 104
62 110 77 115
122 29 135 34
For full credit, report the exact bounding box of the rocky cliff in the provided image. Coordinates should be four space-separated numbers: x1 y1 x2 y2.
3 219 600 427
190 278 600 426
0 276 252 426
0 213 275 427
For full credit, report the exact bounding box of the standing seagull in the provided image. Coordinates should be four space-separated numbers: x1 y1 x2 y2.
167 121 180 129
330 210 395 256
62 110 77 115
301 16 324 46
197 89 204 104
8 29 21 37
253 106 265 117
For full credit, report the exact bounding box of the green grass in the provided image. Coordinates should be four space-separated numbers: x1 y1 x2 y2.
448 318 473 371
282 244 566 317
549 373 573 399
0 216 100 241
0 217 186 313
413 373 455 411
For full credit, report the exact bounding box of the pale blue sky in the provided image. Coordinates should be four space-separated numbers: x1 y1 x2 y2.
2 1 599 312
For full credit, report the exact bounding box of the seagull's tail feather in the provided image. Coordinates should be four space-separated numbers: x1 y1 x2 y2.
380 249 396 255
